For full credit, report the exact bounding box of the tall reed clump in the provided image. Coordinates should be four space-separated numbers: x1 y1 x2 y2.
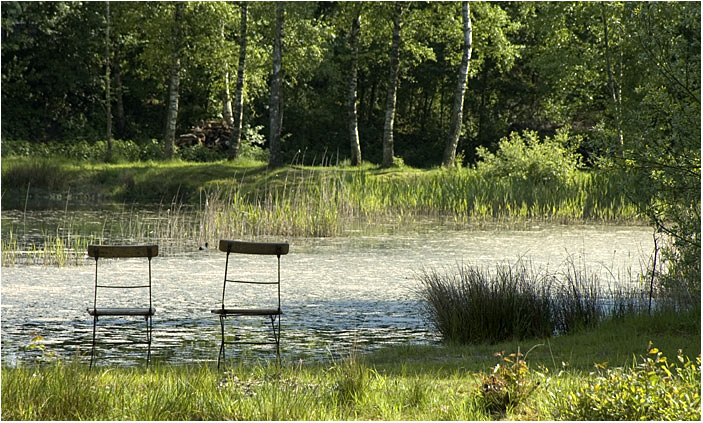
417 261 554 344
417 259 653 345
199 164 638 241
1 231 96 267
199 167 355 239
340 168 638 223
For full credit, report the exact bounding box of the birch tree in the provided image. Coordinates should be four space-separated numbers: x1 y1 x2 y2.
104 1 112 162
442 1 472 167
268 2 284 168
600 2 624 154
347 6 362 166
220 18 234 128
164 2 183 160
381 3 403 168
229 2 248 160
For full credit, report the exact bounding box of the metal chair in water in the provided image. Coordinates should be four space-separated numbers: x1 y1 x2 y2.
87 245 158 368
211 240 289 367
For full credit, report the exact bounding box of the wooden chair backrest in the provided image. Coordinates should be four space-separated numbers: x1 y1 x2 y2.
88 245 159 259
219 240 289 256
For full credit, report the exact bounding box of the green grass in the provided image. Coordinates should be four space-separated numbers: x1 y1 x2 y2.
2 157 639 223
2 309 699 420
1 156 643 265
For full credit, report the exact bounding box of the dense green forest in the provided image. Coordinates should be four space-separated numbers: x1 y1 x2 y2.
0 2 697 164
1 1 700 291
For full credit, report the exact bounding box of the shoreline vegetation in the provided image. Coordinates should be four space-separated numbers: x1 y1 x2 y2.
2 308 700 420
1 156 643 266
3 156 699 421
1 1 698 419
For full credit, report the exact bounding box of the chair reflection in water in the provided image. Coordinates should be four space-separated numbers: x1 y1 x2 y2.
211 240 289 367
86 244 157 368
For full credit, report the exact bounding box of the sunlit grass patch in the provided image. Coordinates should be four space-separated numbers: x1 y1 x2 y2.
3 317 699 421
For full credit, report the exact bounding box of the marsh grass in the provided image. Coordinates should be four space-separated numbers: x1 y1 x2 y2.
418 258 671 345
194 165 639 240
2 159 641 266
418 261 554 344
1 230 96 266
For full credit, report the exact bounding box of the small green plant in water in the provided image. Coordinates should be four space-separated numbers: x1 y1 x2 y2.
25 332 57 363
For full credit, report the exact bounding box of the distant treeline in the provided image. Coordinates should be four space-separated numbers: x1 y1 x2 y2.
1 2 699 169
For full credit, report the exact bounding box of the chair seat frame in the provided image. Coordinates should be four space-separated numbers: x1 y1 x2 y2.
87 245 157 368
211 240 289 368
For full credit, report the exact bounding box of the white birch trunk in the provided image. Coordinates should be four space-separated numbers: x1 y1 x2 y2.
229 2 248 160
601 4 624 154
222 72 234 128
442 2 472 167
348 11 362 166
164 3 183 160
268 3 284 168
382 4 402 168
105 1 112 162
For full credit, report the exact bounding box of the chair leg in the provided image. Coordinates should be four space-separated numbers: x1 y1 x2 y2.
217 315 226 369
269 315 281 363
90 315 98 369
145 315 152 367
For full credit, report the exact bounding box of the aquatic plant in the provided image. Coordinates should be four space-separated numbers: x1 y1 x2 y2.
417 258 660 345
417 260 554 344
1 160 642 266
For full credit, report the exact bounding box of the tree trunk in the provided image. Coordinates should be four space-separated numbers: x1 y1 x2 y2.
268 2 284 168
382 3 402 168
221 72 233 127
601 4 624 154
164 3 183 160
442 2 472 167
220 12 233 129
229 2 248 160
105 1 112 163
114 43 126 140
348 9 362 166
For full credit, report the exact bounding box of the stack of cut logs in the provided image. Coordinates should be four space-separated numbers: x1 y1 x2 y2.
176 120 232 151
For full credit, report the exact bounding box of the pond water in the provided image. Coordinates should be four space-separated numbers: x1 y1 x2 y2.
1 220 655 367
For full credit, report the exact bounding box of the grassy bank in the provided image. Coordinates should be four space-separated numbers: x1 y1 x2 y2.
2 309 699 421
1 156 644 266
3 156 639 227
2 157 639 221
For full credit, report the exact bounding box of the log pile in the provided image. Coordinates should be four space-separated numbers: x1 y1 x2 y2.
177 120 232 151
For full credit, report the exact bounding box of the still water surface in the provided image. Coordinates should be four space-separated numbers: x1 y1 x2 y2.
1 223 654 366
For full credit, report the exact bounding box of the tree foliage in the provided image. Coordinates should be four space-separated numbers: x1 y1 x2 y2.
616 2 700 295
1 2 699 288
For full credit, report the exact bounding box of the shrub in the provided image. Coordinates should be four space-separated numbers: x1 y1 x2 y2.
475 347 542 416
475 129 582 185
239 125 269 162
0 139 163 162
552 345 701 421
